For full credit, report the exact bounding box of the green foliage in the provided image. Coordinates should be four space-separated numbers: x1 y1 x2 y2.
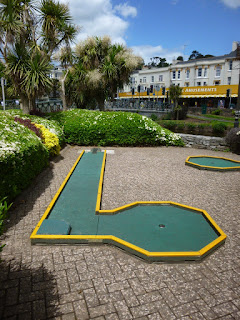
211 122 227 136
226 128 240 154
211 109 221 116
186 123 197 132
65 36 144 110
150 114 158 121
162 120 177 131
0 112 49 201
197 123 205 133
0 197 12 252
47 109 184 147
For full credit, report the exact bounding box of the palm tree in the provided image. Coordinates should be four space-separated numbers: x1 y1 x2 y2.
169 84 183 120
65 36 143 110
0 0 78 113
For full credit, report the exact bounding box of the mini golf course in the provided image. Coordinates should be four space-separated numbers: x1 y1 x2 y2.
31 150 226 262
186 155 240 171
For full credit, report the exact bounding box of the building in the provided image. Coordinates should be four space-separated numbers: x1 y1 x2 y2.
119 41 240 108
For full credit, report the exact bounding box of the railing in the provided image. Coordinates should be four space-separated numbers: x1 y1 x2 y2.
35 99 63 113
105 100 172 112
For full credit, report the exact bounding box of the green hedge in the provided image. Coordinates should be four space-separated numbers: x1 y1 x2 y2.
47 109 184 147
0 112 49 201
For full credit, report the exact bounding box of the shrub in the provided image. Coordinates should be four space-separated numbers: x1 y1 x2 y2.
226 128 240 154
197 123 205 133
34 123 60 156
150 114 158 121
176 123 185 132
47 109 184 147
186 123 197 133
14 117 42 139
161 120 177 131
211 109 221 115
0 112 49 201
0 197 12 253
212 122 227 137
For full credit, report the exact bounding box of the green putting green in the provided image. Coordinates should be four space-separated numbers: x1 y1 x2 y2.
186 156 240 171
32 150 226 261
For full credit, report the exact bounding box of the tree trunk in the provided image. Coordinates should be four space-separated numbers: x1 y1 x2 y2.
60 70 69 111
96 97 105 111
20 95 30 114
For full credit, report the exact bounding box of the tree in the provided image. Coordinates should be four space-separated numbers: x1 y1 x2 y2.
148 57 170 68
188 50 204 60
65 36 143 110
0 0 78 113
169 84 182 108
176 56 183 61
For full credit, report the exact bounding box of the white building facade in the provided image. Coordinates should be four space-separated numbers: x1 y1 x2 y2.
119 42 239 107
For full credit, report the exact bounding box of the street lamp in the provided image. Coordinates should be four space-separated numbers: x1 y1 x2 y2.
1 77 6 111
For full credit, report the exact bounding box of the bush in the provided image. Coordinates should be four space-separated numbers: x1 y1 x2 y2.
226 128 240 154
0 112 49 201
34 123 60 156
150 114 158 121
47 109 184 147
212 122 227 137
14 117 42 139
186 123 197 133
172 105 188 120
176 123 185 132
0 197 12 253
162 120 177 131
211 109 221 115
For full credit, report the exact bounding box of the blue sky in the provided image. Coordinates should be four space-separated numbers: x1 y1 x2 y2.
64 0 240 63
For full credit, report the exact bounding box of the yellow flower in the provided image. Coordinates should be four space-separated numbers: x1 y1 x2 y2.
33 123 60 156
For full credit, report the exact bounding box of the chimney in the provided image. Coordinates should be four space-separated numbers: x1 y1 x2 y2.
232 41 239 52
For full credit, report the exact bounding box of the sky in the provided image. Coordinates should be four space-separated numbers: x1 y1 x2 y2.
62 0 240 64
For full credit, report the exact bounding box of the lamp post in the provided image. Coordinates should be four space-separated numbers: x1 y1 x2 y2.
1 77 6 111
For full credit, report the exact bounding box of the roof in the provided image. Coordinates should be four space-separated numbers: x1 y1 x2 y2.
175 49 238 66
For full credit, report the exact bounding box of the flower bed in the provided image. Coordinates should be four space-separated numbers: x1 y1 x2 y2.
0 113 49 201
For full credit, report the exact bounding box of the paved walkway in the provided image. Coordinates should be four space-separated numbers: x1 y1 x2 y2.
1 145 240 319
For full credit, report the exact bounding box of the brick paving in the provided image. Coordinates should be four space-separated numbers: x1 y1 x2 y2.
0 145 240 319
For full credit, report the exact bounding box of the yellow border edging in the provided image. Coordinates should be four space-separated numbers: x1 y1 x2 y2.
185 155 240 171
31 150 227 261
30 150 85 238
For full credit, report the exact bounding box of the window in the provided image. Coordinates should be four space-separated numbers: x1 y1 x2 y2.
185 82 189 87
177 70 181 79
197 82 201 86
216 66 221 77
159 75 163 81
204 67 208 77
151 76 154 82
131 77 135 84
203 81 207 86
172 71 176 79
228 77 231 85
143 77 146 83
186 69 190 79
229 60 232 71
214 81 220 85
140 79 142 83
198 68 202 77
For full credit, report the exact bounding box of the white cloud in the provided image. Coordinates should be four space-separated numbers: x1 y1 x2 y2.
114 3 137 18
131 45 183 64
220 0 240 8
62 0 137 45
